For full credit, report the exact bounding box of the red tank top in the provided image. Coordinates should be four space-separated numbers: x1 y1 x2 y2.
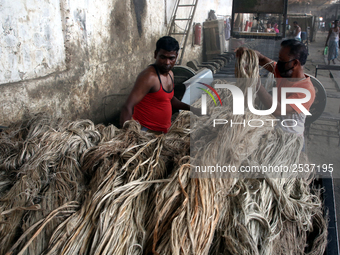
133 65 174 133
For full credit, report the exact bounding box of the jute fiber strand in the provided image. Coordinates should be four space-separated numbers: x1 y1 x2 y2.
42 118 191 255
0 48 327 255
143 157 236 255
0 111 193 255
0 114 106 255
201 49 326 254
191 99 327 254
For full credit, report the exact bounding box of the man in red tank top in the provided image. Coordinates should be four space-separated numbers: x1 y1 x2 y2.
120 36 200 133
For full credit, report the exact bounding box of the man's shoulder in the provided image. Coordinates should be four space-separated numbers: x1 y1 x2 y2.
276 75 314 91
139 65 157 76
301 76 313 86
137 65 159 81
293 76 315 95
303 76 315 92
132 65 161 93
290 76 312 86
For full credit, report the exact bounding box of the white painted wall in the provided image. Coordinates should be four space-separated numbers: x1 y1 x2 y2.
0 0 66 84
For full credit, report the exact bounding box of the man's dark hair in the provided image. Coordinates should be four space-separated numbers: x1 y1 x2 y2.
293 21 298 25
281 39 308 65
156 36 179 53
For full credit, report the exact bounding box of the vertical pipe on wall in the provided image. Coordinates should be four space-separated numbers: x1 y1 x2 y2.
165 0 167 26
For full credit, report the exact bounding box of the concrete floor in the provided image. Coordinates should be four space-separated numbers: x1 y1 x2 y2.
304 31 340 251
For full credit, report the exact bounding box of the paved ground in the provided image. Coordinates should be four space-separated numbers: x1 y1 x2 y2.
304 31 340 250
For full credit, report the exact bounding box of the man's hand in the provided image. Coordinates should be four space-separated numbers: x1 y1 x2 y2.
235 47 246 58
191 107 202 116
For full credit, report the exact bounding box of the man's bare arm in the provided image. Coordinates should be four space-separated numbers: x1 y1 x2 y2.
171 96 189 110
119 70 155 127
256 50 275 73
171 97 201 115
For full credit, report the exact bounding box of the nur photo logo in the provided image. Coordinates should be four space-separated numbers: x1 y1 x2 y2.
199 83 312 116
197 82 223 115
197 82 312 128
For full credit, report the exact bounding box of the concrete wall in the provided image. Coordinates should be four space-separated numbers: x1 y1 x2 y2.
0 0 231 126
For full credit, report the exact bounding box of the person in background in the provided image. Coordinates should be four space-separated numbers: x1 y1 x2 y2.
325 20 340 65
291 21 301 41
273 23 279 33
266 22 273 32
225 18 231 40
120 36 200 134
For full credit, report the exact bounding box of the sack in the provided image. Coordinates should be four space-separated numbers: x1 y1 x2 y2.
324 46 328 55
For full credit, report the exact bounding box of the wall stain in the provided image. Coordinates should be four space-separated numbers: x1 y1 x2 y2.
110 1 128 43
132 0 146 37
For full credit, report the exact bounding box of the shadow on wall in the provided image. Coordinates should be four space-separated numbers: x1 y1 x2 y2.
132 0 146 37
102 94 129 127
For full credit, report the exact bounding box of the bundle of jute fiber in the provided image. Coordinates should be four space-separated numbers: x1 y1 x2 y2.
0 115 107 255
0 114 69 189
0 47 327 255
141 70 316 254
189 103 315 254
190 113 327 254
0 114 71 254
207 132 327 254
195 49 327 254
6 112 191 255
191 107 275 178
143 156 236 255
145 101 326 255
234 48 260 101
1 108 327 255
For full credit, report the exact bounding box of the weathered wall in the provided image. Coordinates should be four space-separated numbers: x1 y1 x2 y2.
0 1 66 84
0 0 231 126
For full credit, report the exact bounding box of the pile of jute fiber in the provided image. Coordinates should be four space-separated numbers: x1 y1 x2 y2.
0 48 327 255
